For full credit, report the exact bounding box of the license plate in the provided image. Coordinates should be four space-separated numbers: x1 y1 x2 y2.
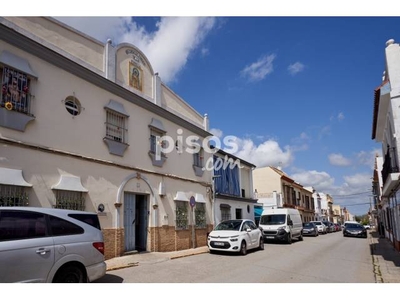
303 230 309 233
214 242 224 246
266 236 274 239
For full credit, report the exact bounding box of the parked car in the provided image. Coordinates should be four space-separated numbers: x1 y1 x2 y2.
364 224 371 230
322 221 334 233
335 223 342 231
310 221 327 234
208 219 264 255
258 208 303 244
0 207 106 283
343 223 367 238
302 222 319 237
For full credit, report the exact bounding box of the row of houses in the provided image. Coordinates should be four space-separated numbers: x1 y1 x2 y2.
371 38 400 253
252 166 355 226
0 17 356 260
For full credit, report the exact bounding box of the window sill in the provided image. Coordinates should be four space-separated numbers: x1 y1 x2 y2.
148 151 167 167
193 165 204 177
103 137 129 156
0 108 35 132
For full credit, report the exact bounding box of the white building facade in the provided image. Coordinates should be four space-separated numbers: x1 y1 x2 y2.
0 17 215 259
371 38 400 252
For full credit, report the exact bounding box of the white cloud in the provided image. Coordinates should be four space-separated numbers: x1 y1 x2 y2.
240 54 276 82
54 17 216 84
357 149 382 168
328 153 352 166
288 62 305 75
210 128 223 138
318 125 331 139
291 170 335 190
201 47 210 57
343 173 372 188
228 138 293 168
337 112 345 121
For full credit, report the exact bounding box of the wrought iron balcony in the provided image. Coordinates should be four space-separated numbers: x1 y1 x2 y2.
382 147 399 185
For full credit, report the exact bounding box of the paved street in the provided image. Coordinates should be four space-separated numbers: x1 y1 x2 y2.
95 231 375 283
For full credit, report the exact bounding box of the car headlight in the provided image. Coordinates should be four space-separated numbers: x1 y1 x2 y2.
230 235 239 242
278 226 287 230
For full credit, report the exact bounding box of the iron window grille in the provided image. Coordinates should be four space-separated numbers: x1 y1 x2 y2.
221 207 231 221
175 201 188 230
105 110 127 143
195 203 206 229
0 185 29 206
54 190 85 211
193 148 204 168
150 129 167 155
64 95 82 116
0 66 32 115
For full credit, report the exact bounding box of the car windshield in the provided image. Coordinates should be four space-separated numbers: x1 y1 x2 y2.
312 221 322 225
346 223 364 229
214 220 242 231
260 214 286 225
303 223 314 228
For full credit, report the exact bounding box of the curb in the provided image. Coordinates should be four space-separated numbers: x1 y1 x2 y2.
106 248 209 271
369 232 384 283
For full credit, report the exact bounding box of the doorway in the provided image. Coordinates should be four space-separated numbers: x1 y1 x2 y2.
124 193 148 252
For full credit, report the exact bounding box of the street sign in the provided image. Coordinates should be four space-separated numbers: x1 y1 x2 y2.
190 196 196 208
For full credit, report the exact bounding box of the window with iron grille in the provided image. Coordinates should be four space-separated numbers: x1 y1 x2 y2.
150 129 166 155
195 203 206 229
193 148 204 168
0 185 29 207
54 190 85 211
105 110 127 143
221 207 231 221
175 201 188 230
0 66 32 115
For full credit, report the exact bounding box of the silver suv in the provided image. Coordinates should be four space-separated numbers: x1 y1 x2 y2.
0 207 106 283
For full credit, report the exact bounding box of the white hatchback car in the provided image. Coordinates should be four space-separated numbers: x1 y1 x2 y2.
207 219 264 255
0 207 106 283
310 221 327 234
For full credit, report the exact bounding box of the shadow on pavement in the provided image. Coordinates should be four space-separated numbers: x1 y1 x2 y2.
93 274 124 283
369 231 400 267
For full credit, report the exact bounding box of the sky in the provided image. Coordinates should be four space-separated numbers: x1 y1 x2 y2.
3 1 400 294
5 1 400 217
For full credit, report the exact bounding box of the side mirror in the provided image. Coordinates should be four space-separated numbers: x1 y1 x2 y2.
288 220 293 226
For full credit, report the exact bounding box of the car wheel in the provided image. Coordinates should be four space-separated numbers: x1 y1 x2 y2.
299 234 303 241
240 241 247 255
259 238 264 250
315 232 318 237
287 233 292 244
53 265 85 283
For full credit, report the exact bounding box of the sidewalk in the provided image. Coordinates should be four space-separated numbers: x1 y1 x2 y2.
369 229 400 283
105 246 209 271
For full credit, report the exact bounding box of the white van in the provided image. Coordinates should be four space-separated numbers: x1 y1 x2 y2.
258 208 303 244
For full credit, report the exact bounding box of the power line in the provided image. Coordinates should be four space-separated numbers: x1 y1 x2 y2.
329 191 372 198
341 202 370 207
